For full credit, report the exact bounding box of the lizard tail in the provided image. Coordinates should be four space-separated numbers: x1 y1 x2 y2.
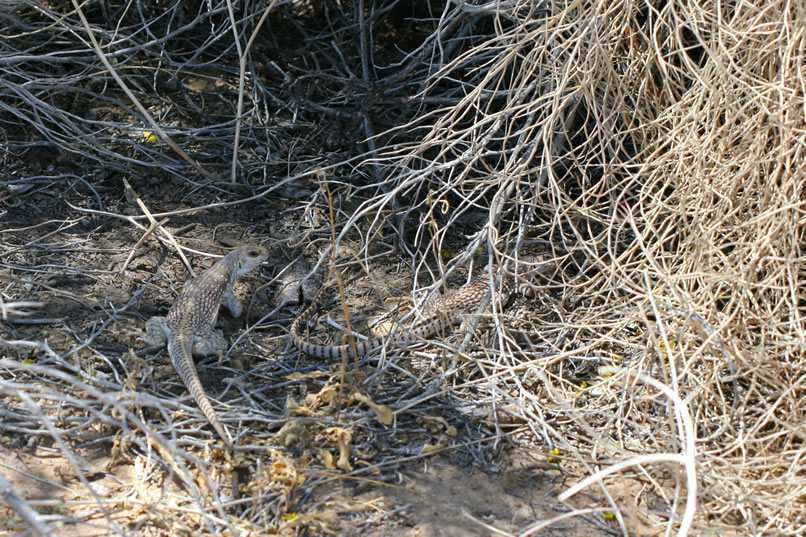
289 283 453 360
289 285 379 359
167 335 231 446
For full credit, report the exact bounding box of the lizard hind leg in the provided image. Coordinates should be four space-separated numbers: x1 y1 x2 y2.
143 316 169 346
191 330 228 360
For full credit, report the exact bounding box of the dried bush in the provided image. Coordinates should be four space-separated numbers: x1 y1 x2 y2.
1 0 804 535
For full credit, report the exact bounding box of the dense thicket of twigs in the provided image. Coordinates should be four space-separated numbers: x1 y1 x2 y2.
1 0 804 536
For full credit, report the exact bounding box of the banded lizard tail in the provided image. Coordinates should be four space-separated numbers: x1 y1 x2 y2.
291 253 554 360
144 245 268 444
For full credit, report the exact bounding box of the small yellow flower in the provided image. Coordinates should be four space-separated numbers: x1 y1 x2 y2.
547 447 561 463
659 338 677 359
282 512 297 521
603 511 615 520
142 131 158 143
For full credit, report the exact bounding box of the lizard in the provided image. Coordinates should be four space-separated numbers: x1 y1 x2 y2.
143 244 269 445
291 253 554 360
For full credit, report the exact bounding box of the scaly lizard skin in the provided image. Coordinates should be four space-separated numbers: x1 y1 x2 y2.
291 253 554 360
144 245 268 444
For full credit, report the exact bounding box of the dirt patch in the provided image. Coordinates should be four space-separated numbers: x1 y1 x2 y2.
0 441 611 537
353 455 609 537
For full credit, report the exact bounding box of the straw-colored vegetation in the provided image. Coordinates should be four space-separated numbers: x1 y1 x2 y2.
0 0 803 535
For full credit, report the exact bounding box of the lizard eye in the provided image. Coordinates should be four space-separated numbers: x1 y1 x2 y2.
247 249 261 257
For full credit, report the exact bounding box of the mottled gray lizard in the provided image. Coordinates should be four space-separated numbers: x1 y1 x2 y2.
291 253 554 359
144 245 268 444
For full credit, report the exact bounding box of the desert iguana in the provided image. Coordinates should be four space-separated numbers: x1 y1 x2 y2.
144 245 268 444
291 253 554 359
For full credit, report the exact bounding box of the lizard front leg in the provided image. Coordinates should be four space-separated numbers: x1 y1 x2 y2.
223 287 243 318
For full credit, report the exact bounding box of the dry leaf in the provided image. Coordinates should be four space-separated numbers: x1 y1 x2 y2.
353 392 394 425
324 427 353 472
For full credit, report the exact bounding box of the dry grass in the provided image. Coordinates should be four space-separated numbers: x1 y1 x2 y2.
386 1 805 534
1 0 804 536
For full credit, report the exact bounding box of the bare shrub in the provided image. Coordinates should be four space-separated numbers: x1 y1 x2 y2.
1 0 803 535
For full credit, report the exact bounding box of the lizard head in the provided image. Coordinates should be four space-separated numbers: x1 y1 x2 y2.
232 245 269 277
514 252 555 276
509 252 556 297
